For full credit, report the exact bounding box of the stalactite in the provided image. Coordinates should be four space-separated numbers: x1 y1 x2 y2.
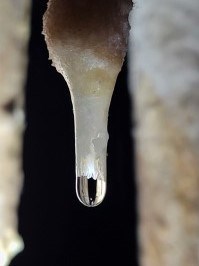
43 0 133 207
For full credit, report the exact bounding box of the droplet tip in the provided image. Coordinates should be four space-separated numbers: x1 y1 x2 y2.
76 176 106 207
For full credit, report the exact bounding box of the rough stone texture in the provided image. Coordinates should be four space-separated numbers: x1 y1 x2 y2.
43 0 133 96
129 0 199 265
0 1 31 265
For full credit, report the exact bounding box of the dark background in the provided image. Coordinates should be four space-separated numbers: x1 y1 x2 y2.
11 1 138 265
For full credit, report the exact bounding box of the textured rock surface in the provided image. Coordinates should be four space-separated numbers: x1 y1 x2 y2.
0 1 31 265
43 0 132 96
130 0 199 265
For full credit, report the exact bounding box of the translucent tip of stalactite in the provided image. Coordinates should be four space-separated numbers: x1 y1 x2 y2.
76 176 106 207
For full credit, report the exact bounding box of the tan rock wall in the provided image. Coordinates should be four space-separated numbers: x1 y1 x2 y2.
130 1 199 265
0 1 31 265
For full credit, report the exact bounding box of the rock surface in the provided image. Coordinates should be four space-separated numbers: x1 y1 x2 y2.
130 1 199 265
0 1 31 265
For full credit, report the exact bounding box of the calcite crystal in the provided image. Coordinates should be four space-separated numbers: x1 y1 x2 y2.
43 0 132 206
0 1 31 265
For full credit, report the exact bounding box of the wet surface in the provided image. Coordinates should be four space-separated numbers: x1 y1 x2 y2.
76 176 106 207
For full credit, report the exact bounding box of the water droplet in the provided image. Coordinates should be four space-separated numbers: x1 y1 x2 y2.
76 176 106 207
